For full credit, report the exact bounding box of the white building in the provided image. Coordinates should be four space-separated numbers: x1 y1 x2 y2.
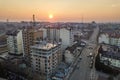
98 33 120 47
99 45 120 68
98 33 109 44
7 30 23 55
30 42 62 80
100 52 120 68
60 28 74 50
39 27 75 50
39 28 47 39
109 37 120 47
64 50 74 64
47 28 60 42
40 27 60 42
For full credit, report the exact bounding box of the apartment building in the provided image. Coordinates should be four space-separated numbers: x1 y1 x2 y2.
98 32 120 47
64 43 82 64
60 28 74 50
46 27 60 42
0 34 8 54
99 45 120 68
22 27 34 56
6 30 23 55
30 41 62 80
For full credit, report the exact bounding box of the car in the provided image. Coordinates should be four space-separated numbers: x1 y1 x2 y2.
89 47 93 49
89 53 93 57
89 64 93 68
76 65 80 69
90 61 93 64
78 59 80 62
78 57 82 62
87 55 90 57
79 57 82 60
91 56 94 60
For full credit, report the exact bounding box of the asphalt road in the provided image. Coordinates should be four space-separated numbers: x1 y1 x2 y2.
70 26 99 80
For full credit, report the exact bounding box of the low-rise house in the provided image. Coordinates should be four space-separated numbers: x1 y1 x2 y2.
51 62 69 80
99 45 120 69
98 33 109 44
98 31 120 47
64 43 82 64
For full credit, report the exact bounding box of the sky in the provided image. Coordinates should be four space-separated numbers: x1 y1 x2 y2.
0 0 120 22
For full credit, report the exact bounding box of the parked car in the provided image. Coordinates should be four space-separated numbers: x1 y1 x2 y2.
89 64 93 68
77 65 80 69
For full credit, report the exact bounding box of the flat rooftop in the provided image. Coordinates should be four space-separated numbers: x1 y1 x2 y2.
31 43 58 50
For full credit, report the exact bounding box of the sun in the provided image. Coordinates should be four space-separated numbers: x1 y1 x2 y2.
49 14 53 19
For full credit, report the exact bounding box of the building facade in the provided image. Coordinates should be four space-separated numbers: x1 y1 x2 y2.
98 33 120 47
60 28 74 50
0 34 8 54
98 33 109 44
6 30 23 55
22 27 34 57
64 43 82 64
30 42 62 80
46 27 60 42
99 45 120 68
33 30 43 40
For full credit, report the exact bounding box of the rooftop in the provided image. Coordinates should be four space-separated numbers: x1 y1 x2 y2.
102 51 120 60
100 44 120 60
31 42 58 50
100 29 120 38
6 30 19 36
65 43 81 53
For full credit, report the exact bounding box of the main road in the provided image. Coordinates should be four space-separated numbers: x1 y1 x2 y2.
69 26 99 80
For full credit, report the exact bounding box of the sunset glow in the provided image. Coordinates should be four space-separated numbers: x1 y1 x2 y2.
0 0 120 22
49 14 53 19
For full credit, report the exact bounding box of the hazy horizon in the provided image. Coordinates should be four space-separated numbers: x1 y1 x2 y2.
0 0 120 22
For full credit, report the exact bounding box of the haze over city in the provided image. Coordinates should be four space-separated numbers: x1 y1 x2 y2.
0 0 120 22
0 0 120 80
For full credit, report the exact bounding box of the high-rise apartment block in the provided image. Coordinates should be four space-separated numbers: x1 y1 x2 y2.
46 27 60 42
6 30 23 55
33 29 43 41
0 34 7 54
30 41 62 80
60 28 74 49
22 27 34 56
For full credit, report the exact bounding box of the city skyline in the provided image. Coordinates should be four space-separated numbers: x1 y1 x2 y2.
0 0 120 22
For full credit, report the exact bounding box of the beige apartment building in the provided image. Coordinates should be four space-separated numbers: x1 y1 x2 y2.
22 27 34 56
30 42 62 80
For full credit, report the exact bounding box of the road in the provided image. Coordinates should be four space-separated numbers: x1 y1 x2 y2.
69 26 99 80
